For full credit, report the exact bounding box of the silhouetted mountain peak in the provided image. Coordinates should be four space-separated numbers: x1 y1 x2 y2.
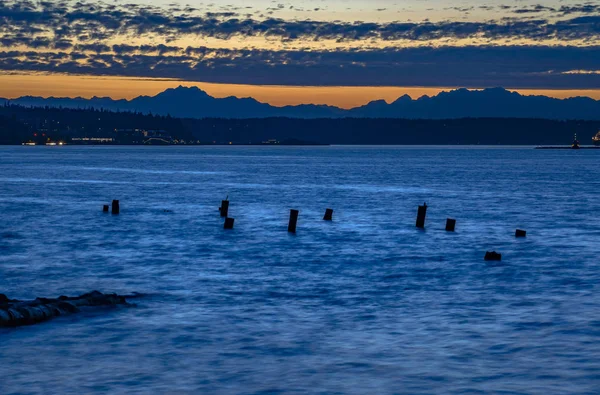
222 95 261 105
156 85 211 99
482 87 520 97
391 94 413 105
363 99 389 107
4 86 600 120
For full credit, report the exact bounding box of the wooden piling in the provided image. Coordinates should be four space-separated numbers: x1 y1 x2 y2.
446 218 456 232
224 217 235 229
103 205 109 213
111 200 120 215
416 203 427 229
323 208 334 221
484 251 502 261
288 209 299 233
515 229 527 238
220 200 229 218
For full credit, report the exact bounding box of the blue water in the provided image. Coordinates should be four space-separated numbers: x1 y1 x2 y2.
1 146 600 394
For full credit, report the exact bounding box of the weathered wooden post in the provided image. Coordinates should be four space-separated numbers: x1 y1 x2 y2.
515 229 527 238
323 208 333 221
416 203 427 229
288 209 299 233
224 217 235 229
111 200 120 215
446 218 456 232
220 200 229 218
484 251 502 261
103 205 109 213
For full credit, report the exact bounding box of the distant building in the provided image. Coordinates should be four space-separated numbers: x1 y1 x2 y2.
115 128 169 137
71 137 115 143
115 128 173 144
262 139 280 145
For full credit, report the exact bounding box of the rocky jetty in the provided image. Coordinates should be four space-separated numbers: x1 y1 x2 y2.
0 291 132 328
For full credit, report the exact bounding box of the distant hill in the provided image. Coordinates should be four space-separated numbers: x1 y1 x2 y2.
1 104 599 145
184 118 600 146
0 104 192 145
2 87 600 120
0 113 30 145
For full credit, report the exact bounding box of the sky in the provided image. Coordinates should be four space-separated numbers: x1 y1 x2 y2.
0 0 599 107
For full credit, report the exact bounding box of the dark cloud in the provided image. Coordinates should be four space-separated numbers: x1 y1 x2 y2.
0 1 599 90
558 4 600 16
0 0 600 45
0 45 599 89
512 5 556 14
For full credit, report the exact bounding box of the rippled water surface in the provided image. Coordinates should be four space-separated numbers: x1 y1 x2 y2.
1 146 600 394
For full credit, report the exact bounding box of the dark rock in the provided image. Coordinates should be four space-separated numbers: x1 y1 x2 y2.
0 291 133 328
0 309 10 322
56 301 78 314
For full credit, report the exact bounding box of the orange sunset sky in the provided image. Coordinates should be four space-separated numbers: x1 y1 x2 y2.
2 74 600 109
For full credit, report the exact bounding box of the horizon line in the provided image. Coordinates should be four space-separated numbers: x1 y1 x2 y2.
2 74 600 109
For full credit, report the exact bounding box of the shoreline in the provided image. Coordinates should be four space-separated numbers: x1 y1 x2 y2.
535 146 600 150
6 144 600 148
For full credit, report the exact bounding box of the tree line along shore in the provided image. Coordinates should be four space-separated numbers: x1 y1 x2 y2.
1 104 599 146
